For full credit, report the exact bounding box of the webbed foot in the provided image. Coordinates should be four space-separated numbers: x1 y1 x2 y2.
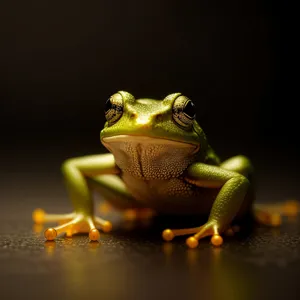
162 222 227 249
98 201 155 221
32 209 112 241
122 208 155 221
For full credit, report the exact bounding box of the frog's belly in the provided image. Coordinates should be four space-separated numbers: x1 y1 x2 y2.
122 173 219 215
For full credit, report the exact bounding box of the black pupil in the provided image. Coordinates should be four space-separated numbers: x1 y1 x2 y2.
105 98 113 114
184 100 196 118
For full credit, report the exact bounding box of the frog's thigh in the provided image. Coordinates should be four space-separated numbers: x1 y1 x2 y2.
220 155 253 177
88 174 142 210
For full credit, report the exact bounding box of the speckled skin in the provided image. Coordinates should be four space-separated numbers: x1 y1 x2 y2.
36 91 254 245
99 92 253 219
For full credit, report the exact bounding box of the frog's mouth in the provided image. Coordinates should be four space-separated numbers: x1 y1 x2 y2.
102 135 199 153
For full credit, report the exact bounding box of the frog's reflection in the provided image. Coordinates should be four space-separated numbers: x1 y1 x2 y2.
210 248 254 300
44 241 56 255
41 219 277 300
88 241 100 251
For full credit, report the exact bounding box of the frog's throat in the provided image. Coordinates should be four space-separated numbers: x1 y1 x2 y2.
102 135 199 179
102 135 199 153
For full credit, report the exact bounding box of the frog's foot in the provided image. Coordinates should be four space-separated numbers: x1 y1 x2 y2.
99 201 114 215
162 222 224 249
254 200 300 227
32 209 112 241
98 202 155 221
224 225 240 236
123 208 155 221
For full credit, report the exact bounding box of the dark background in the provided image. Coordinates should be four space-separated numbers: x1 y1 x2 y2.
1 0 298 155
1 1 299 299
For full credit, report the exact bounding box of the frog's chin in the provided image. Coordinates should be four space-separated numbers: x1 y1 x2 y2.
101 135 199 180
102 135 199 153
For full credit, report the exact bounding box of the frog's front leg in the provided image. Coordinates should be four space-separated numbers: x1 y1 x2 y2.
33 153 130 241
162 162 250 248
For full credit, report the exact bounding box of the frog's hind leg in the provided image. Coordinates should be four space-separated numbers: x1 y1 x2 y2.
220 155 253 177
33 209 75 225
89 174 137 210
254 200 300 226
221 156 300 225
90 174 154 220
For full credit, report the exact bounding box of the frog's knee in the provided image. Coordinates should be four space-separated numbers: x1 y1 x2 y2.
235 155 251 165
61 157 78 175
228 174 250 193
221 155 253 177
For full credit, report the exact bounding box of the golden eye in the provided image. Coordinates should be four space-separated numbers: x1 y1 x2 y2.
172 95 196 128
104 93 123 124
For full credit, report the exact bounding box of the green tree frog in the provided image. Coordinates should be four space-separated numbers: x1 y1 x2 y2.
33 91 297 248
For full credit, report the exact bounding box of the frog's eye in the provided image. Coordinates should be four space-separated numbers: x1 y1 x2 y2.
105 93 124 124
172 95 196 128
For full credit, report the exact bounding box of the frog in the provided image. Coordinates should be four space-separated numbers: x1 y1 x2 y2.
32 91 298 248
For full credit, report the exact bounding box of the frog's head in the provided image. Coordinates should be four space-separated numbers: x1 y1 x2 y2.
100 91 207 179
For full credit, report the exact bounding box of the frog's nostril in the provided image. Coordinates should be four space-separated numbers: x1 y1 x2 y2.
130 113 137 119
155 114 163 122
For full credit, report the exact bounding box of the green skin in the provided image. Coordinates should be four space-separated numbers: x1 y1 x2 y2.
58 91 253 244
